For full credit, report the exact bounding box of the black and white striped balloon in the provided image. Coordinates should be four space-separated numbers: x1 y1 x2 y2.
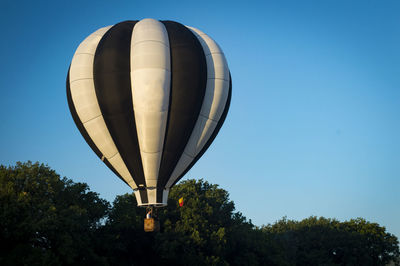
67 18 231 206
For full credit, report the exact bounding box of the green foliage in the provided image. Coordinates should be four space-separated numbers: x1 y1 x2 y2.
159 180 235 264
263 216 400 265
157 179 256 265
99 193 157 266
1 161 399 265
0 161 109 265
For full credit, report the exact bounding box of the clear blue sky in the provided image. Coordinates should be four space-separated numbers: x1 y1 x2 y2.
1 0 399 238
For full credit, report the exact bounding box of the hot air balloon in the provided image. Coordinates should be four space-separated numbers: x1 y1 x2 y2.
66 18 231 209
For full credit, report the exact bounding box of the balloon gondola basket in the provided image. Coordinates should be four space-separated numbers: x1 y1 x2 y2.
144 206 160 232
144 218 160 232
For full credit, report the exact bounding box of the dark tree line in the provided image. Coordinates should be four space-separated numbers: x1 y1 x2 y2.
1 162 399 265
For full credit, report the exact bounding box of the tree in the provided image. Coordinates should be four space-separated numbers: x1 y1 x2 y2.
99 193 157 266
103 179 281 265
1 162 399 265
102 179 242 265
262 216 400 266
0 161 109 265
157 179 237 265
154 179 281 265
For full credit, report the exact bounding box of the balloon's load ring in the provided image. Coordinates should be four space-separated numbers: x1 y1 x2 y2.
134 185 169 207
144 206 160 232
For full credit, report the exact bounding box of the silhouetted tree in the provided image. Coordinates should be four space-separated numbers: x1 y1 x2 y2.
98 193 158 265
262 216 400 265
1 162 399 266
0 161 109 265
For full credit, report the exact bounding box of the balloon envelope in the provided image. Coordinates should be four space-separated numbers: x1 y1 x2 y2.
67 18 231 206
